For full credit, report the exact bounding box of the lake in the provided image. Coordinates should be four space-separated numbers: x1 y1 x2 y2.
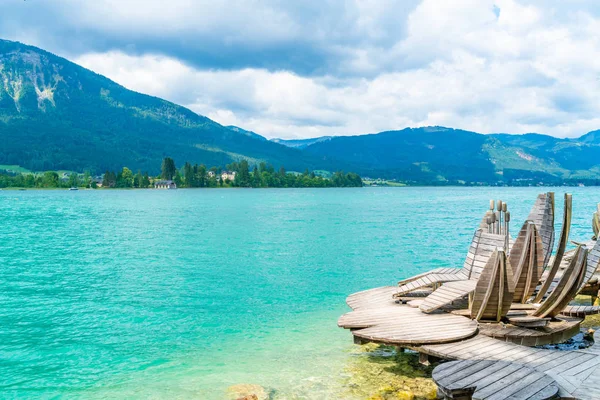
1 187 599 399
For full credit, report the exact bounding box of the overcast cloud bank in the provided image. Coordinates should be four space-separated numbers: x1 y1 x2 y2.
2 0 600 139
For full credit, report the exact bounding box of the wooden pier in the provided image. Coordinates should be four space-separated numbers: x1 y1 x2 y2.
339 195 600 400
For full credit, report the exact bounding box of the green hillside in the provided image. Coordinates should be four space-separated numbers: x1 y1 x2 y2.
2 38 600 184
301 128 600 184
303 127 498 183
0 39 335 174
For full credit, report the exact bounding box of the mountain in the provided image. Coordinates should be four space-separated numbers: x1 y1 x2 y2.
271 136 332 149
2 39 600 184
301 127 600 183
0 39 332 174
303 127 497 182
226 126 267 141
579 130 600 144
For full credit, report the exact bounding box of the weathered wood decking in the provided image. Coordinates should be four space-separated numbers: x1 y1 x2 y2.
561 305 600 318
341 196 600 399
527 193 555 268
339 286 600 399
417 331 600 399
419 280 477 313
339 289 478 345
433 360 560 400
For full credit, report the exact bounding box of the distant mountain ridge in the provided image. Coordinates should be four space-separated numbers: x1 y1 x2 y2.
271 136 332 149
1 38 600 184
0 39 336 174
298 127 600 183
226 126 267 141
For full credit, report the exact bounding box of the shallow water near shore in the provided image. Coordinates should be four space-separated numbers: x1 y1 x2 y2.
1 187 599 399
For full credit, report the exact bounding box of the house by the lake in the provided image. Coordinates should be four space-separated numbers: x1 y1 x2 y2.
221 171 236 181
154 180 177 189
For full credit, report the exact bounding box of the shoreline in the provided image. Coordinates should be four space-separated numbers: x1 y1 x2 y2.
3 184 600 191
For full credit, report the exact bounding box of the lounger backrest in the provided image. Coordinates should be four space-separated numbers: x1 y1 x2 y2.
465 229 507 281
579 238 600 293
533 194 572 303
526 193 555 268
534 245 587 319
509 221 544 303
470 248 514 321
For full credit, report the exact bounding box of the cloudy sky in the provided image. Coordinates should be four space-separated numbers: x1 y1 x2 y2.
2 0 600 139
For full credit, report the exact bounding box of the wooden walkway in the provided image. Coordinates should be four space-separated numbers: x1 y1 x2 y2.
561 305 600 318
339 291 478 345
433 360 559 400
339 286 600 399
415 330 600 399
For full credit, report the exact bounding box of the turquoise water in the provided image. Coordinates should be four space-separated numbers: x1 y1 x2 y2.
1 187 599 399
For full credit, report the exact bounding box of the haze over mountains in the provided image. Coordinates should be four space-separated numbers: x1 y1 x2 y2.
1 38 599 184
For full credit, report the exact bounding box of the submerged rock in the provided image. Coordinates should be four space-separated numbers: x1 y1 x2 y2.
342 344 437 400
226 384 270 400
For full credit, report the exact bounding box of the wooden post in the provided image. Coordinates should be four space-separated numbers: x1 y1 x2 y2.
489 200 495 233
504 211 510 250
502 202 507 235
497 200 503 234
495 211 501 234
419 352 430 366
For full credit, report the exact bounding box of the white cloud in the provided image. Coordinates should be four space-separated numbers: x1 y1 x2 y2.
67 1 600 139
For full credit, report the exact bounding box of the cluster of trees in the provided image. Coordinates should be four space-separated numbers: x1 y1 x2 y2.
0 170 96 189
101 168 151 188
158 157 362 188
0 158 363 189
222 160 362 188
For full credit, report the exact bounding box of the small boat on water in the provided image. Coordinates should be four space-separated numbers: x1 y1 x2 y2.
69 187 78 191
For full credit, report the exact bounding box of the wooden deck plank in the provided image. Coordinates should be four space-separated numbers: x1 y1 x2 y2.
342 265 600 399
433 360 559 400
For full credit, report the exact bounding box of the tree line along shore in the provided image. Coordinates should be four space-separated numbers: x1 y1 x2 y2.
0 158 363 189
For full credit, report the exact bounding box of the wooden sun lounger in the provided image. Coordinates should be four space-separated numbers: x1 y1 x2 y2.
510 220 544 304
533 245 588 319
421 221 543 315
420 248 515 318
398 193 553 300
509 240 600 326
470 249 514 322
396 229 506 297
526 192 555 268
533 194 572 303
579 237 600 293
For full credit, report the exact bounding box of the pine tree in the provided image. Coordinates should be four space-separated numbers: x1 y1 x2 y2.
161 157 176 180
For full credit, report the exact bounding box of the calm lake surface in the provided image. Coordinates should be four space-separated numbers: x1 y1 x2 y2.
1 187 599 399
